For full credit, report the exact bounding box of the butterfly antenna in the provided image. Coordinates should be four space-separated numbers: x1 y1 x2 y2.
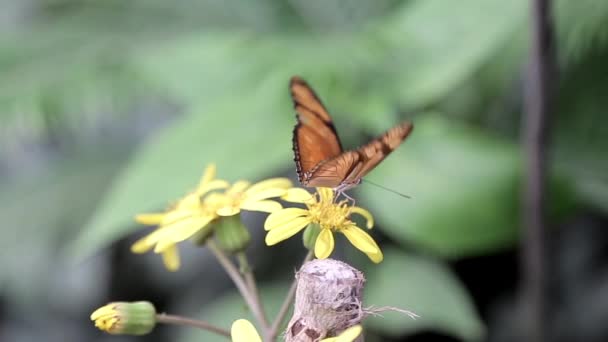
361 179 411 199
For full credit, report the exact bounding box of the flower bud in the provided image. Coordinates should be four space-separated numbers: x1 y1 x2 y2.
302 223 321 250
214 215 251 253
90 301 156 336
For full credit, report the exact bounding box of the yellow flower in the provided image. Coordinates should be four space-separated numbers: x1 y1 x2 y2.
131 164 292 270
131 164 228 270
322 325 363 342
215 178 293 216
91 301 156 336
264 188 382 263
230 319 362 342
230 319 262 342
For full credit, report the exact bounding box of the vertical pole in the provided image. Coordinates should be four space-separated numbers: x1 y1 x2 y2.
522 0 556 341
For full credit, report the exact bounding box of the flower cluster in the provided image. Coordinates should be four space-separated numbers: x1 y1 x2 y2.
92 163 388 341
131 164 292 270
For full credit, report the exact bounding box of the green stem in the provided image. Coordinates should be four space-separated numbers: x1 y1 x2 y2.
156 313 230 338
207 240 269 332
237 252 270 331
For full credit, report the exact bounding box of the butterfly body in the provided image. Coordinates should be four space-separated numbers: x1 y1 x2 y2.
290 76 413 194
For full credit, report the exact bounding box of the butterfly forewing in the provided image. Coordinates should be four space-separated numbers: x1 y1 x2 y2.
290 76 343 183
348 121 413 182
290 76 339 128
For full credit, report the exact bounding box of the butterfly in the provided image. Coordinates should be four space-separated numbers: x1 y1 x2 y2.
290 76 413 195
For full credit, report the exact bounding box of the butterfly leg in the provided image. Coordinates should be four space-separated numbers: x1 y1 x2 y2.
335 190 356 206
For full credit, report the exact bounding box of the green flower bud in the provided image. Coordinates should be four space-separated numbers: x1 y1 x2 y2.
214 215 251 253
90 301 156 336
302 223 321 250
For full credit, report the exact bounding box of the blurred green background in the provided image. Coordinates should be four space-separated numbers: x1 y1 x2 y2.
2 0 608 341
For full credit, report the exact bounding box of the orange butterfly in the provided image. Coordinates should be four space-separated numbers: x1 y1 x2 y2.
290 76 413 195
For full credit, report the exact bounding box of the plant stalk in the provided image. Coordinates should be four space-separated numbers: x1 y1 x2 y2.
156 313 231 338
522 0 556 341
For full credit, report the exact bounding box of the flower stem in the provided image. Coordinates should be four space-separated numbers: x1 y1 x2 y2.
236 252 270 330
156 313 230 338
207 240 269 332
269 251 314 340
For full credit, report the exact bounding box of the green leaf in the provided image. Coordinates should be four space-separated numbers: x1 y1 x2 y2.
179 282 289 342
552 48 608 213
381 0 527 109
67 79 293 260
360 115 521 258
364 248 484 341
555 0 608 64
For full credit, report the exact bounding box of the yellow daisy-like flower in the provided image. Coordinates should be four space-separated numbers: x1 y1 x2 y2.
230 319 362 342
131 164 228 270
131 164 292 270
264 187 382 263
230 319 262 342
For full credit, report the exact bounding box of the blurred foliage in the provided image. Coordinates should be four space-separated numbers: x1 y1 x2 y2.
2 0 608 341
364 248 484 340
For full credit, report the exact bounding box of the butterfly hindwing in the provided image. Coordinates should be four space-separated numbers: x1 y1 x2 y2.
307 121 413 187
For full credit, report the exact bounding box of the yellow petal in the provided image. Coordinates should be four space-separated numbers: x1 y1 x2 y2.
282 188 315 203
174 192 202 210
161 209 194 226
169 215 215 243
240 199 283 213
217 206 240 216
264 208 310 231
161 244 180 271
349 206 374 229
231 319 262 342
321 325 363 342
245 178 292 196
197 179 230 196
368 249 384 263
197 163 216 188
135 213 165 225
265 216 311 245
204 192 230 209
227 180 251 195
342 225 383 263
131 236 154 254
245 188 288 202
341 225 378 253
131 226 173 253
317 187 335 203
314 228 335 259
90 304 116 321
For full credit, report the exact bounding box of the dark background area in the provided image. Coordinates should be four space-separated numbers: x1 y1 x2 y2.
1 0 607 341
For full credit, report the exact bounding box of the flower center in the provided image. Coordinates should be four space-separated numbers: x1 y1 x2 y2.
307 199 352 231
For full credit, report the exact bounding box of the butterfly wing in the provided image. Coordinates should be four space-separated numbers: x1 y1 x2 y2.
290 76 344 185
307 121 413 189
